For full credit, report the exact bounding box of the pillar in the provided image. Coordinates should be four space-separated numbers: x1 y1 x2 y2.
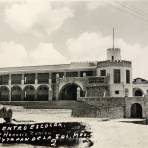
78 71 80 77
49 78 52 87
35 73 38 85
64 72 66 77
83 72 86 77
56 73 59 80
9 74 11 102
56 73 60 100
21 74 24 85
9 88 11 102
9 74 11 86
77 87 81 99
21 91 24 101
35 90 37 101
48 87 53 101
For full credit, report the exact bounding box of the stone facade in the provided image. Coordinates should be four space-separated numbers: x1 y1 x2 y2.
74 96 148 119
0 47 147 119
0 48 134 101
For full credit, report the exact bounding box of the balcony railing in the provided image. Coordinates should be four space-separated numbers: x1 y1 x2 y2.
58 76 108 86
88 76 107 84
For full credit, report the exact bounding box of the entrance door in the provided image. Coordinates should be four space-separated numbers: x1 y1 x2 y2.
59 83 80 100
131 103 142 118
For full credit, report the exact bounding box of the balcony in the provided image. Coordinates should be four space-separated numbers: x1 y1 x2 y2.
58 76 108 87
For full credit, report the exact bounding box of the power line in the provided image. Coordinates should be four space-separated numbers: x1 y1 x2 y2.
117 2 148 21
109 1 148 23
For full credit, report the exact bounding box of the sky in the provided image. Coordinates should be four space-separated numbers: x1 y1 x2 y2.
0 0 148 79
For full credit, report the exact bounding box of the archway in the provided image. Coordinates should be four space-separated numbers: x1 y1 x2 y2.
130 103 143 118
11 86 22 101
37 85 49 101
0 86 9 101
134 89 143 96
23 85 35 101
59 83 83 100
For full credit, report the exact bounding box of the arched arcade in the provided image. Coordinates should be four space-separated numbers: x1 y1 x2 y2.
11 86 23 101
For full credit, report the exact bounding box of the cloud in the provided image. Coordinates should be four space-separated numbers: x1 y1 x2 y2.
86 1 108 10
29 43 69 65
86 0 126 10
0 41 68 67
0 42 28 67
66 32 111 61
0 33 147 79
66 31 148 79
4 0 74 35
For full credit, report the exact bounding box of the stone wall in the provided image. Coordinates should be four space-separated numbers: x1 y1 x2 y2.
78 97 125 107
75 96 148 119
72 106 124 119
75 97 125 118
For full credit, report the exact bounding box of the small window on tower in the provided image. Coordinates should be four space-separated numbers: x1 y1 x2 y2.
115 90 119 94
100 70 106 76
112 56 114 61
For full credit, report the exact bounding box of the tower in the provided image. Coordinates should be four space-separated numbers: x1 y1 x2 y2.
97 28 132 97
107 48 121 61
107 28 121 61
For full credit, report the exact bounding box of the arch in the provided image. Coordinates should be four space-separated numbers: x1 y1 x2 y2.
0 86 9 101
59 81 84 93
11 86 22 101
37 85 49 101
59 83 84 100
23 85 35 101
134 89 143 96
130 103 143 118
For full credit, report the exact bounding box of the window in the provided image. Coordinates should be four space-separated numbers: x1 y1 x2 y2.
114 69 121 83
126 70 130 84
80 71 95 77
66 72 78 77
115 90 119 94
37 73 49 84
100 70 106 76
11 74 22 84
0 75 9 85
24 73 35 84
112 56 114 61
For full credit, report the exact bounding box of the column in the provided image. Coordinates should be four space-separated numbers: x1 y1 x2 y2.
64 72 66 77
35 73 38 85
78 71 80 77
83 72 86 77
48 87 53 101
9 89 11 102
77 87 81 101
21 74 24 85
35 90 37 101
49 73 51 85
21 91 24 101
48 73 52 101
9 74 11 86
9 74 11 102
56 73 60 100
